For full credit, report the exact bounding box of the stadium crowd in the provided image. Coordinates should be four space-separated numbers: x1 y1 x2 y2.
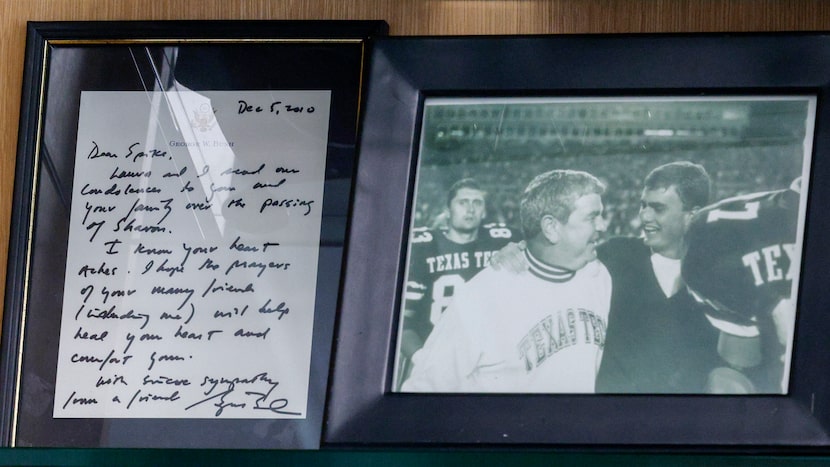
412 143 803 236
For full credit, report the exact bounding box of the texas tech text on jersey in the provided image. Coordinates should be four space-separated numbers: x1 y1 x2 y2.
683 188 799 332
403 222 516 346
682 185 801 393
519 307 607 373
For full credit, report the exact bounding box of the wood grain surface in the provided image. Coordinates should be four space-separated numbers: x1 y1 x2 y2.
0 0 829 325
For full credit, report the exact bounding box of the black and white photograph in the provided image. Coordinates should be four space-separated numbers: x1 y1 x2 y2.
393 96 814 395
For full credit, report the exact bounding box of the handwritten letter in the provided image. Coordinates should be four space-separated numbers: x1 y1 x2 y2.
53 90 331 418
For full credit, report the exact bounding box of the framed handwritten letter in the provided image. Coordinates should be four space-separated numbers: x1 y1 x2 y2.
1 20 386 448
325 35 830 451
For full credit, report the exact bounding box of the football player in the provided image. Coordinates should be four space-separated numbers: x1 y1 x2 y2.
682 178 803 393
396 178 515 388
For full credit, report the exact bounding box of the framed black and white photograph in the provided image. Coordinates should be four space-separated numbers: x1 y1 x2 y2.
392 96 812 396
0 20 386 449
325 34 830 450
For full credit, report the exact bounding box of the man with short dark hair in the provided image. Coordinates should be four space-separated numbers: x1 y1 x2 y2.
397 178 515 388
401 170 611 393
596 161 719 393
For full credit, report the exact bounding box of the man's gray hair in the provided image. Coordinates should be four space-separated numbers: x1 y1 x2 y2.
520 169 606 239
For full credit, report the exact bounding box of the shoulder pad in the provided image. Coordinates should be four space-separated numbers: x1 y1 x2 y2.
482 223 514 239
411 227 434 244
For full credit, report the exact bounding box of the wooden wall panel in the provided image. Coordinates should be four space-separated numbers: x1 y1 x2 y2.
0 0 829 323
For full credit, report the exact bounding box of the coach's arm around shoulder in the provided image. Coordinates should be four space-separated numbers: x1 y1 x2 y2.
399 299 479 393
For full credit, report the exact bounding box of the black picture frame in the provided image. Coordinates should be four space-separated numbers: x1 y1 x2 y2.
324 34 830 451
1 20 386 449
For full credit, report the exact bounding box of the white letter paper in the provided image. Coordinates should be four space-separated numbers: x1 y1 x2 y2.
53 89 331 418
